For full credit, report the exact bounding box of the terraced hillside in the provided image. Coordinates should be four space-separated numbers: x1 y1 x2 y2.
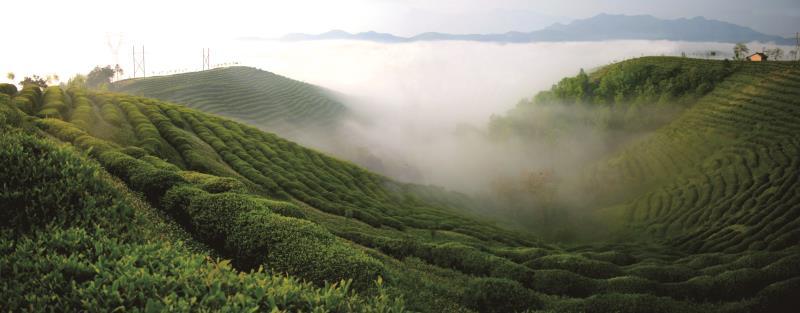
587 60 800 252
112 66 347 136
2 58 799 312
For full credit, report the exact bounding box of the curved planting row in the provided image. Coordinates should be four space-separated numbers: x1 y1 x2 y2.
111 66 347 135
618 64 800 253
34 117 386 289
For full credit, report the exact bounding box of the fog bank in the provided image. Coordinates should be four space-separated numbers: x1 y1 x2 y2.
238 40 774 193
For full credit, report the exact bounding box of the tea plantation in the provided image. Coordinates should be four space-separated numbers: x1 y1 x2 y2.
111 66 348 137
1 57 799 312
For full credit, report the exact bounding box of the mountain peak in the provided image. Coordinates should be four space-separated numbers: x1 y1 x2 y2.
279 14 791 44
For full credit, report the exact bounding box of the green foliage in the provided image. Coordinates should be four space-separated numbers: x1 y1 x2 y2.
69 95 95 130
0 94 22 127
5 59 800 312
15 84 42 114
179 171 248 193
86 65 118 89
0 227 407 312
0 131 132 235
0 129 407 312
162 186 385 289
426 242 535 287
530 269 598 297
111 66 348 135
99 101 124 126
0 83 17 96
232 210 385 289
491 57 738 138
118 100 163 154
461 277 541 313
551 293 701 313
38 86 68 119
527 254 622 279
19 75 47 88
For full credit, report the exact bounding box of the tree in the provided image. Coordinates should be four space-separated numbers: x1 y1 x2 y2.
67 74 87 90
733 43 749 61
6 72 14 81
766 47 784 61
86 65 116 88
114 64 124 80
20 75 48 88
46 74 60 85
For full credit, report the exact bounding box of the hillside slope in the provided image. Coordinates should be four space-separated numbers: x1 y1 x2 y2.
112 66 347 137
2 58 800 312
587 60 800 252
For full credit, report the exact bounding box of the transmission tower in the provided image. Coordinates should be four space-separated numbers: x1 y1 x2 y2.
795 32 799 61
106 33 123 80
132 45 146 78
202 48 210 70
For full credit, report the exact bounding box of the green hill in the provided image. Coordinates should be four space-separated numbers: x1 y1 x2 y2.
2 57 800 312
111 66 348 137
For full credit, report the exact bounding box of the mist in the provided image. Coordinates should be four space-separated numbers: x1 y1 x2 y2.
241 40 783 195
3 37 789 199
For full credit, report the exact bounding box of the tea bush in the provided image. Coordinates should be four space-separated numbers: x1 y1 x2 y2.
461 277 541 313
0 83 17 96
0 131 132 235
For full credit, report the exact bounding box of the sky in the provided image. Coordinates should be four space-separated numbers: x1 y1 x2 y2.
4 0 799 38
2 0 798 82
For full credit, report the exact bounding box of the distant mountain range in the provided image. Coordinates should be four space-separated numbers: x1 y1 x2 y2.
277 14 793 44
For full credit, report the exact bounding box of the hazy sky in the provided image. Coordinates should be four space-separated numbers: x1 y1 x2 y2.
2 0 797 83
6 0 799 38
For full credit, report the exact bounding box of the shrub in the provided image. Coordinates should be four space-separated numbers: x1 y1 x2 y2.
625 264 698 282
120 146 148 158
0 94 22 127
142 155 181 171
527 254 622 279
12 96 33 114
602 276 659 295
69 96 94 130
100 102 124 126
0 227 408 312
163 187 258 248
753 277 800 313
427 242 535 287
17 84 42 110
254 198 306 219
0 131 133 235
582 251 638 266
162 186 384 289
179 171 248 194
227 210 385 289
492 247 550 263
530 269 598 297
0 83 17 96
461 277 541 313
553 293 698 313
39 86 68 119
94 150 185 203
